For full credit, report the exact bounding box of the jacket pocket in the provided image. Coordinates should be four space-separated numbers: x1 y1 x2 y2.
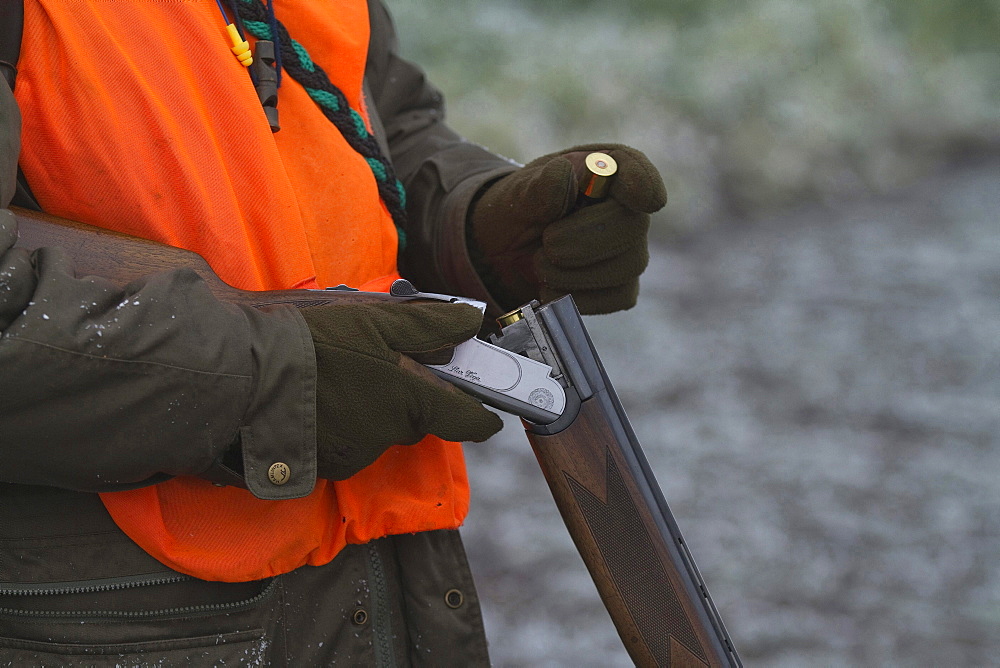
0 573 278 664
0 629 267 666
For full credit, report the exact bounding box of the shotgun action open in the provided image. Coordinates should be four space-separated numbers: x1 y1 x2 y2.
10 206 741 667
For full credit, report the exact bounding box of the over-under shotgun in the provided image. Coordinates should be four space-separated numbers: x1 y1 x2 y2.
10 206 740 667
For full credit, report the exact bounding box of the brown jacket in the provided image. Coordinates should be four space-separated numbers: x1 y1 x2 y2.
0 1 515 663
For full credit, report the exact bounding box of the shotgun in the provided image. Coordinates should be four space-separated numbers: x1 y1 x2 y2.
9 205 741 667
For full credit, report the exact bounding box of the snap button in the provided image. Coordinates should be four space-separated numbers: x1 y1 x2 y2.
268 462 290 485
444 588 464 609
352 608 369 625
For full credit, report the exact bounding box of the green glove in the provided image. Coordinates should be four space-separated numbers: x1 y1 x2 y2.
300 301 503 480
469 143 667 314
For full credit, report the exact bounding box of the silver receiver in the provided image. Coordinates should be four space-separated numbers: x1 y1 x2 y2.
425 337 566 424
384 280 567 424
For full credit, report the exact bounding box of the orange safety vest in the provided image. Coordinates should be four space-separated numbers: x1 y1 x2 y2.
16 0 470 582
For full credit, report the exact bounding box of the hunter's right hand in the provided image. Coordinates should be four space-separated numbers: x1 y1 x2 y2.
299 301 503 480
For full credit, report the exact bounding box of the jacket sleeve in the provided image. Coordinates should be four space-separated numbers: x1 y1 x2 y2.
365 0 518 314
0 78 16 208
0 82 318 501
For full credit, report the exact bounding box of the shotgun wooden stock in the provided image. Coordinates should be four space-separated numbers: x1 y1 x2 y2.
9 205 741 667
9 206 397 309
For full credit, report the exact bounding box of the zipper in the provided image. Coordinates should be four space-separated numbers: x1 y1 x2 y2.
0 574 276 620
366 543 396 668
0 573 192 597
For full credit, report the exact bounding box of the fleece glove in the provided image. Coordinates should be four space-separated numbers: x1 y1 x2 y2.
469 143 667 314
300 301 503 480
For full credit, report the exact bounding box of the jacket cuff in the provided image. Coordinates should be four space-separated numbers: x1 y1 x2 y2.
231 303 318 500
436 166 517 318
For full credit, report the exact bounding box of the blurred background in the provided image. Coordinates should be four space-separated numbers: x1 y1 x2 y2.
387 0 1000 665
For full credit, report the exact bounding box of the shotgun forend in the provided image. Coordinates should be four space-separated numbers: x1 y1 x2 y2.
482 297 742 667
9 205 741 667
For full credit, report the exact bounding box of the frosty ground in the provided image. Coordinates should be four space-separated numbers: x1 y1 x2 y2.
461 157 1000 666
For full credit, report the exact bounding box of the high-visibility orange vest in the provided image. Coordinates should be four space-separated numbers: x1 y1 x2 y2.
16 0 470 582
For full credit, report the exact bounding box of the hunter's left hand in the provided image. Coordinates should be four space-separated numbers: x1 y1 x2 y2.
469 143 666 314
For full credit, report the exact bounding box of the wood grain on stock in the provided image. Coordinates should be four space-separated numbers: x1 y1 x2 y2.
12 206 226 292
526 398 719 668
9 206 392 308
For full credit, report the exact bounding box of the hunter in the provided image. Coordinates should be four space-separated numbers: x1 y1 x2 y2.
0 0 665 663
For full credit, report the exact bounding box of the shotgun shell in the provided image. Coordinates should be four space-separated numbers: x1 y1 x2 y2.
580 152 618 200
497 307 524 328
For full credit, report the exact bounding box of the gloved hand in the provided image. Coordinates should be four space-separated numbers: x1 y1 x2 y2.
300 301 503 480
469 143 667 314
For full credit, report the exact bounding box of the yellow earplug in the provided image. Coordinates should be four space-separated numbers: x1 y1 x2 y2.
226 23 253 67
